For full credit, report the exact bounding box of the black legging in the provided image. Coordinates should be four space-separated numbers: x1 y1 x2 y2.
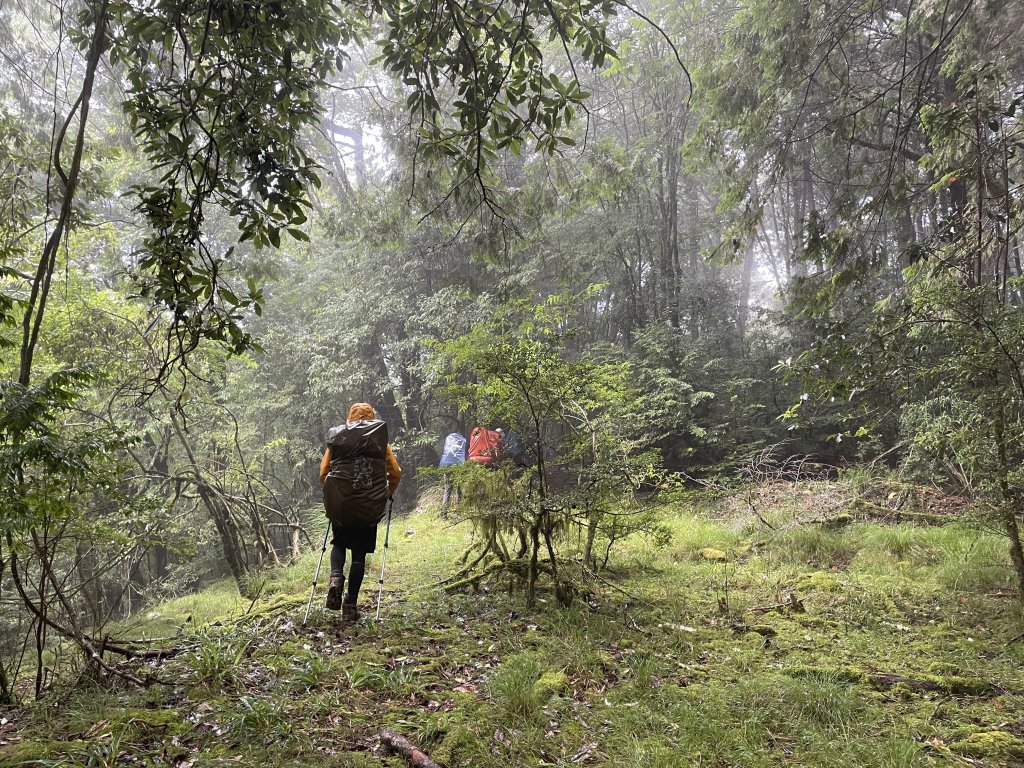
330 545 367 603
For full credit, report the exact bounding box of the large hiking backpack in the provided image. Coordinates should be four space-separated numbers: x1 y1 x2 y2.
467 427 502 465
322 419 389 528
503 429 526 464
439 432 467 467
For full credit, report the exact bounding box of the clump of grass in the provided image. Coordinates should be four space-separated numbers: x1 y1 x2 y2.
667 516 743 560
285 652 332 692
487 652 556 721
624 651 657 689
858 525 938 566
932 526 1015 593
344 662 386 691
773 526 858 569
186 633 251 689
545 605 622 683
230 694 294 742
880 737 924 768
263 547 325 595
731 672 875 734
829 579 895 629
124 579 243 638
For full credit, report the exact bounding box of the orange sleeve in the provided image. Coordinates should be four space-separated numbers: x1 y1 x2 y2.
319 448 330 485
385 445 402 497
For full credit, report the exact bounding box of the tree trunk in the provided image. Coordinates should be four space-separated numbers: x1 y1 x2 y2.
1001 507 1024 600
582 511 599 569
76 541 104 629
170 412 249 587
0 550 12 704
199 486 249 587
994 407 1024 599
18 0 109 387
737 240 755 341
527 520 540 608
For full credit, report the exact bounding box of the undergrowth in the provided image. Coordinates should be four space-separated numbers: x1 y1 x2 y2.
3 483 1023 767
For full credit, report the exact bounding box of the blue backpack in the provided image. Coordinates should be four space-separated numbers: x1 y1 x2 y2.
439 432 467 467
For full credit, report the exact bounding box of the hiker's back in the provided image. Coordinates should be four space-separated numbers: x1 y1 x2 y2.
439 432 467 467
467 426 503 465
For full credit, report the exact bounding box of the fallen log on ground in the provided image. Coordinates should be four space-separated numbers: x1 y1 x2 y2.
786 665 1000 696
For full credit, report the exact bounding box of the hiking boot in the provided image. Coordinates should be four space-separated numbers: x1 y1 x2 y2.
341 600 359 622
325 575 344 611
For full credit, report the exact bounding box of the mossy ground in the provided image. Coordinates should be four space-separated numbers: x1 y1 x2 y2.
3 484 1023 767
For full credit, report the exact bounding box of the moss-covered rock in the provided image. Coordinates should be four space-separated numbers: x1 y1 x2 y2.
783 665 993 696
925 661 959 676
0 738 90 765
698 548 728 562
431 721 484 766
532 670 567 701
796 571 840 591
951 730 1024 758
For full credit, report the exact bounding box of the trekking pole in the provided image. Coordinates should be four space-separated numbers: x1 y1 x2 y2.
302 522 331 626
375 498 395 622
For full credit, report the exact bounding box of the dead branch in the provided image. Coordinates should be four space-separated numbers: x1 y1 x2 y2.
377 729 443 768
865 673 997 696
7 536 181 689
9 547 147 688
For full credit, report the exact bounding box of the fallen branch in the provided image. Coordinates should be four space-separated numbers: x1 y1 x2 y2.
99 636 186 661
9 549 148 688
850 498 953 525
865 673 996 696
578 561 644 605
787 665 1000 696
377 729 443 768
442 558 537 593
8 543 180 687
436 546 494 587
749 592 804 615
743 496 777 531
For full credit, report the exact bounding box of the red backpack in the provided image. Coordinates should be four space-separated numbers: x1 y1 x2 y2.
467 427 503 465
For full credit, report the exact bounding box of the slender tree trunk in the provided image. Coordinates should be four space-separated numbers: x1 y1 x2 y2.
994 405 1024 599
792 173 807 277
33 530 50 698
668 145 681 331
0 550 11 703
76 542 104 629
737 240 755 341
759 229 784 291
0 652 10 705
582 511 599 569
1001 506 1024 600
18 0 109 387
1011 235 1023 305
527 521 540 607
170 412 249 587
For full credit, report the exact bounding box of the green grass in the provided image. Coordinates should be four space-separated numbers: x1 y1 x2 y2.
4 486 1024 768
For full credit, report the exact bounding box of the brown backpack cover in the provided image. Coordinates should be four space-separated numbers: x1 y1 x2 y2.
322 419 389 528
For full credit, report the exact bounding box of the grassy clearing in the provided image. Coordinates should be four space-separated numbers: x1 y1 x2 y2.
3 486 1024 767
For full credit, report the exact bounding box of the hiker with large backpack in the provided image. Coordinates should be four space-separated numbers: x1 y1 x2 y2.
318 403 402 620
438 431 467 510
501 428 527 466
467 426 503 467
